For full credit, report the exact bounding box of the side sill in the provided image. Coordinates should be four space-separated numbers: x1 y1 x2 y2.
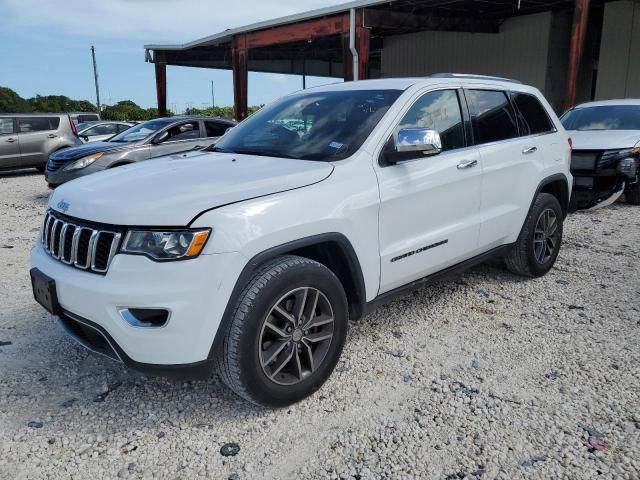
363 244 512 316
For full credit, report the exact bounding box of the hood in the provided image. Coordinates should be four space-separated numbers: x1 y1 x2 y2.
568 130 640 150
49 141 131 161
49 151 334 225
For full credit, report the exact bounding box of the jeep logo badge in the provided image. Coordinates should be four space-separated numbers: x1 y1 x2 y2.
56 200 70 213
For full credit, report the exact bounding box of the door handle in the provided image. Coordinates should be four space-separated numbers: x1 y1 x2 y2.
457 159 478 170
6 137 16 143
47 134 57 138
522 146 537 154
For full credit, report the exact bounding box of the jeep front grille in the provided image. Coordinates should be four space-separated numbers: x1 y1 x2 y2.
41 211 122 274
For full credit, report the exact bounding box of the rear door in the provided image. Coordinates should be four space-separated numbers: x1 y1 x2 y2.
0 118 21 169
17 116 60 166
465 89 543 249
149 120 203 158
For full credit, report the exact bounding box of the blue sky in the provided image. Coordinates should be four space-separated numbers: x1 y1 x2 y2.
0 0 346 112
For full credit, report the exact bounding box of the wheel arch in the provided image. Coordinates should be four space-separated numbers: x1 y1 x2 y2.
538 173 570 217
208 233 367 360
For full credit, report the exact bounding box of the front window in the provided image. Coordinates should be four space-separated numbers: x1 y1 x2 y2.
109 119 171 143
561 105 640 131
213 89 402 161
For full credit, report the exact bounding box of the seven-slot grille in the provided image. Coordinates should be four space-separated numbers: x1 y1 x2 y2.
41 211 122 274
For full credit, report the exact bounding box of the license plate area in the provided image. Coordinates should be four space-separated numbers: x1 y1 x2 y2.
30 268 61 315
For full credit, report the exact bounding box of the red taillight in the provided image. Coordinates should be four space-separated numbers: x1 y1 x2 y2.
69 116 78 137
568 137 573 150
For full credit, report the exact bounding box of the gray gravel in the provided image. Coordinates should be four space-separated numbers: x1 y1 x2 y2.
1 170 639 479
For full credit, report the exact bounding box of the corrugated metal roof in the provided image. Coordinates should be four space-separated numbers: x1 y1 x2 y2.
144 0 395 51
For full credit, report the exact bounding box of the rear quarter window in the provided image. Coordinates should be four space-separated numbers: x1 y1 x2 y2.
466 90 519 144
511 92 555 135
0 118 15 135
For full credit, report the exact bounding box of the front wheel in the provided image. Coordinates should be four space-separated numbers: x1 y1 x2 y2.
505 193 564 277
216 255 348 407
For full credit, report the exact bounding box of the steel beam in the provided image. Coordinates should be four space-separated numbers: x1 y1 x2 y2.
154 59 167 117
232 35 249 121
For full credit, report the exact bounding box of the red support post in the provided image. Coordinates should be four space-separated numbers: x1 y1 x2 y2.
154 61 167 117
356 12 370 80
232 35 248 121
564 0 590 110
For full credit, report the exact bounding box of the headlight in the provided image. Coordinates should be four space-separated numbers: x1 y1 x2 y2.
63 152 103 171
121 229 211 261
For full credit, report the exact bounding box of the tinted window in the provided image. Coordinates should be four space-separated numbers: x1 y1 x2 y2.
466 90 518 144
512 92 554 135
0 118 14 135
18 117 60 133
116 124 131 133
560 105 640 131
214 89 402 161
77 114 100 123
397 90 465 151
162 121 200 142
205 121 229 137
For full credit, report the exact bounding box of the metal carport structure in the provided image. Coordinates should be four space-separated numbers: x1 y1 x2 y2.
144 0 597 120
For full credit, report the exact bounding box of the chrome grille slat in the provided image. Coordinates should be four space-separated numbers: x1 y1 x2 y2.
40 210 121 275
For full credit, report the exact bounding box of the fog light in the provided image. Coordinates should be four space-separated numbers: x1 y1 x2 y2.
119 308 170 328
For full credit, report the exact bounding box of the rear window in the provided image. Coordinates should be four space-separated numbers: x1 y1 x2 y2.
204 121 229 138
561 105 640 131
512 92 555 135
77 114 100 123
466 90 519 144
18 117 60 133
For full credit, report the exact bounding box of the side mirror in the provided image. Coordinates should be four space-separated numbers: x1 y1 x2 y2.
396 128 442 155
381 128 442 166
81 135 89 142
153 131 169 144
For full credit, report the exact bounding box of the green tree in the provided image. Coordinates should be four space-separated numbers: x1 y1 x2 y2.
0 87 31 113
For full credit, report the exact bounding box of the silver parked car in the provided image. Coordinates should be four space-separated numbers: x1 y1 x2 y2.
77 121 133 143
0 114 82 172
45 116 236 187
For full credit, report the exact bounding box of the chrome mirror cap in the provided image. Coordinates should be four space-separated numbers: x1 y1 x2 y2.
396 127 442 155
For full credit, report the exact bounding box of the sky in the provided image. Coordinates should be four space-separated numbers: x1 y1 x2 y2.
0 0 348 112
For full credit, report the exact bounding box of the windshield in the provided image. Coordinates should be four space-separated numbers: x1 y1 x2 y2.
109 119 171 142
561 105 640 131
213 89 402 160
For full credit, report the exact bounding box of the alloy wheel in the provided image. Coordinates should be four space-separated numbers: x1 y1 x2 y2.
259 287 334 386
533 208 559 264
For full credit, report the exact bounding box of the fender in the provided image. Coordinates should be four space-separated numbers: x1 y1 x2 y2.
529 173 570 217
207 232 367 359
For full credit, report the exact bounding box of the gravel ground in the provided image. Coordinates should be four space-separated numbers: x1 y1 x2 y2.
0 170 639 480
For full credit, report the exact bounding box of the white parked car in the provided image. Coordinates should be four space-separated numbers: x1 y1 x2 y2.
561 99 640 209
77 121 134 143
30 75 572 407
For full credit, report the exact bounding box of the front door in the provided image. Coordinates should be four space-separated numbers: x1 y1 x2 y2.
375 88 483 294
0 118 21 169
149 120 203 158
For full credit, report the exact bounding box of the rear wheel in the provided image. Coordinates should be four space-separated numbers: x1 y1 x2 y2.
216 255 348 407
505 193 563 277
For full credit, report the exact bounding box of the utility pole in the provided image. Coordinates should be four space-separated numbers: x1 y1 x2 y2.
211 80 215 110
91 46 101 114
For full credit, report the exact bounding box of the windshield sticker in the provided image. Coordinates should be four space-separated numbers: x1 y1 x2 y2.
328 141 344 149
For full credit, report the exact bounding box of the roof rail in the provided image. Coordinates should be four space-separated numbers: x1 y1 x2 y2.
429 73 523 84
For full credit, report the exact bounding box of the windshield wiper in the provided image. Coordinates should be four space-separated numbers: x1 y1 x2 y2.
211 147 300 159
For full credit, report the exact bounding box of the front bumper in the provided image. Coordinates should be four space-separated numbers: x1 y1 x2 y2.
31 243 247 369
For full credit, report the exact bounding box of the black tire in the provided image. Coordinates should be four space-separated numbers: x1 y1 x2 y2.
216 255 348 407
625 186 640 205
36 165 46 173
505 193 563 277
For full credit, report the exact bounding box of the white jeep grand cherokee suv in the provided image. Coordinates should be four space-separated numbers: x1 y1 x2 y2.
31 75 572 407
